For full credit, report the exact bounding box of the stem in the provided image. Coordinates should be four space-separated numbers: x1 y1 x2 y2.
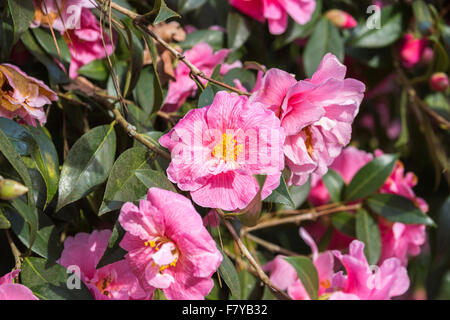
245 233 299 256
95 0 250 97
244 203 361 232
5 230 21 271
217 210 291 300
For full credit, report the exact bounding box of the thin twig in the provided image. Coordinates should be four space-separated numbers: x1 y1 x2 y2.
5 230 21 270
217 210 291 300
245 233 299 256
244 203 361 232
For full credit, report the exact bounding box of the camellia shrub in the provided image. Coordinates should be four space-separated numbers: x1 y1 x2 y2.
0 0 449 301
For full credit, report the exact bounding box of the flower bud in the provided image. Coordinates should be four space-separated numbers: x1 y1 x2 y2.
430 72 449 92
325 9 357 29
420 47 434 65
0 177 28 200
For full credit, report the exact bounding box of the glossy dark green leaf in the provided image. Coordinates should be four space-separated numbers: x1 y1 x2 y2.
264 176 295 207
133 66 156 116
27 126 60 209
97 222 127 268
0 117 35 156
149 0 181 25
366 193 435 226
178 0 207 14
345 154 398 201
31 27 71 64
56 125 117 211
217 247 241 299
350 5 403 48
412 0 433 36
141 31 164 111
331 211 355 237
287 177 311 209
121 19 144 97
78 59 109 81
99 147 155 215
227 11 250 49
8 0 34 44
198 85 215 108
322 169 344 202
21 257 94 300
9 198 38 249
135 169 176 192
356 209 381 265
424 93 450 122
180 29 224 50
284 256 319 300
303 18 344 77
0 126 34 205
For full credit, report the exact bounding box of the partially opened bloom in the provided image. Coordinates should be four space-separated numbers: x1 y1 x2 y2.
325 9 357 29
0 63 58 126
32 0 96 32
229 0 316 35
65 8 116 79
118 188 222 300
330 240 409 300
250 53 365 186
162 42 232 112
58 230 146 300
160 91 285 211
0 270 38 300
400 33 428 68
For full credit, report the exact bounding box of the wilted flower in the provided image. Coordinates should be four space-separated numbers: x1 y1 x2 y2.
229 0 316 35
250 53 365 186
0 63 57 126
118 188 222 299
160 91 285 211
0 270 38 300
58 230 146 300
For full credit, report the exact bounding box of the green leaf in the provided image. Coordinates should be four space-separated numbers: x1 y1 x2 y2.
141 31 164 111
0 210 11 229
180 29 224 50
227 11 250 49
27 126 60 209
0 125 34 205
350 5 403 48
99 147 156 215
356 209 381 265
366 193 435 226
217 247 241 299
287 177 311 209
78 59 109 81
133 66 156 116
97 222 127 268
8 0 34 44
9 198 38 250
0 117 35 156
412 0 433 36
148 0 181 25
331 211 355 237
424 92 450 122
437 196 450 255
322 169 344 202
303 18 344 77
21 257 93 300
264 176 295 207
284 256 319 300
178 0 207 14
56 125 117 211
121 19 144 97
198 85 215 108
345 154 398 202
134 169 176 192
31 27 71 64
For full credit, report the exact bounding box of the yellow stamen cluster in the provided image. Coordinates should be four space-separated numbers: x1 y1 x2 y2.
212 133 243 162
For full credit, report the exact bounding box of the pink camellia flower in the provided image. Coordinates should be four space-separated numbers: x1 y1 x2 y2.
325 9 357 29
329 240 410 300
118 188 223 299
229 0 316 35
58 230 146 300
0 63 57 126
400 33 427 68
263 228 334 300
32 0 96 32
250 53 365 186
0 270 38 300
162 42 232 112
307 147 428 265
65 8 116 79
160 91 285 211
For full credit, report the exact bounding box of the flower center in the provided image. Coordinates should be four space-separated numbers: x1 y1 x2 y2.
302 126 314 158
211 133 243 162
320 279 331 289
145 238 179 271
95 275 114 297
